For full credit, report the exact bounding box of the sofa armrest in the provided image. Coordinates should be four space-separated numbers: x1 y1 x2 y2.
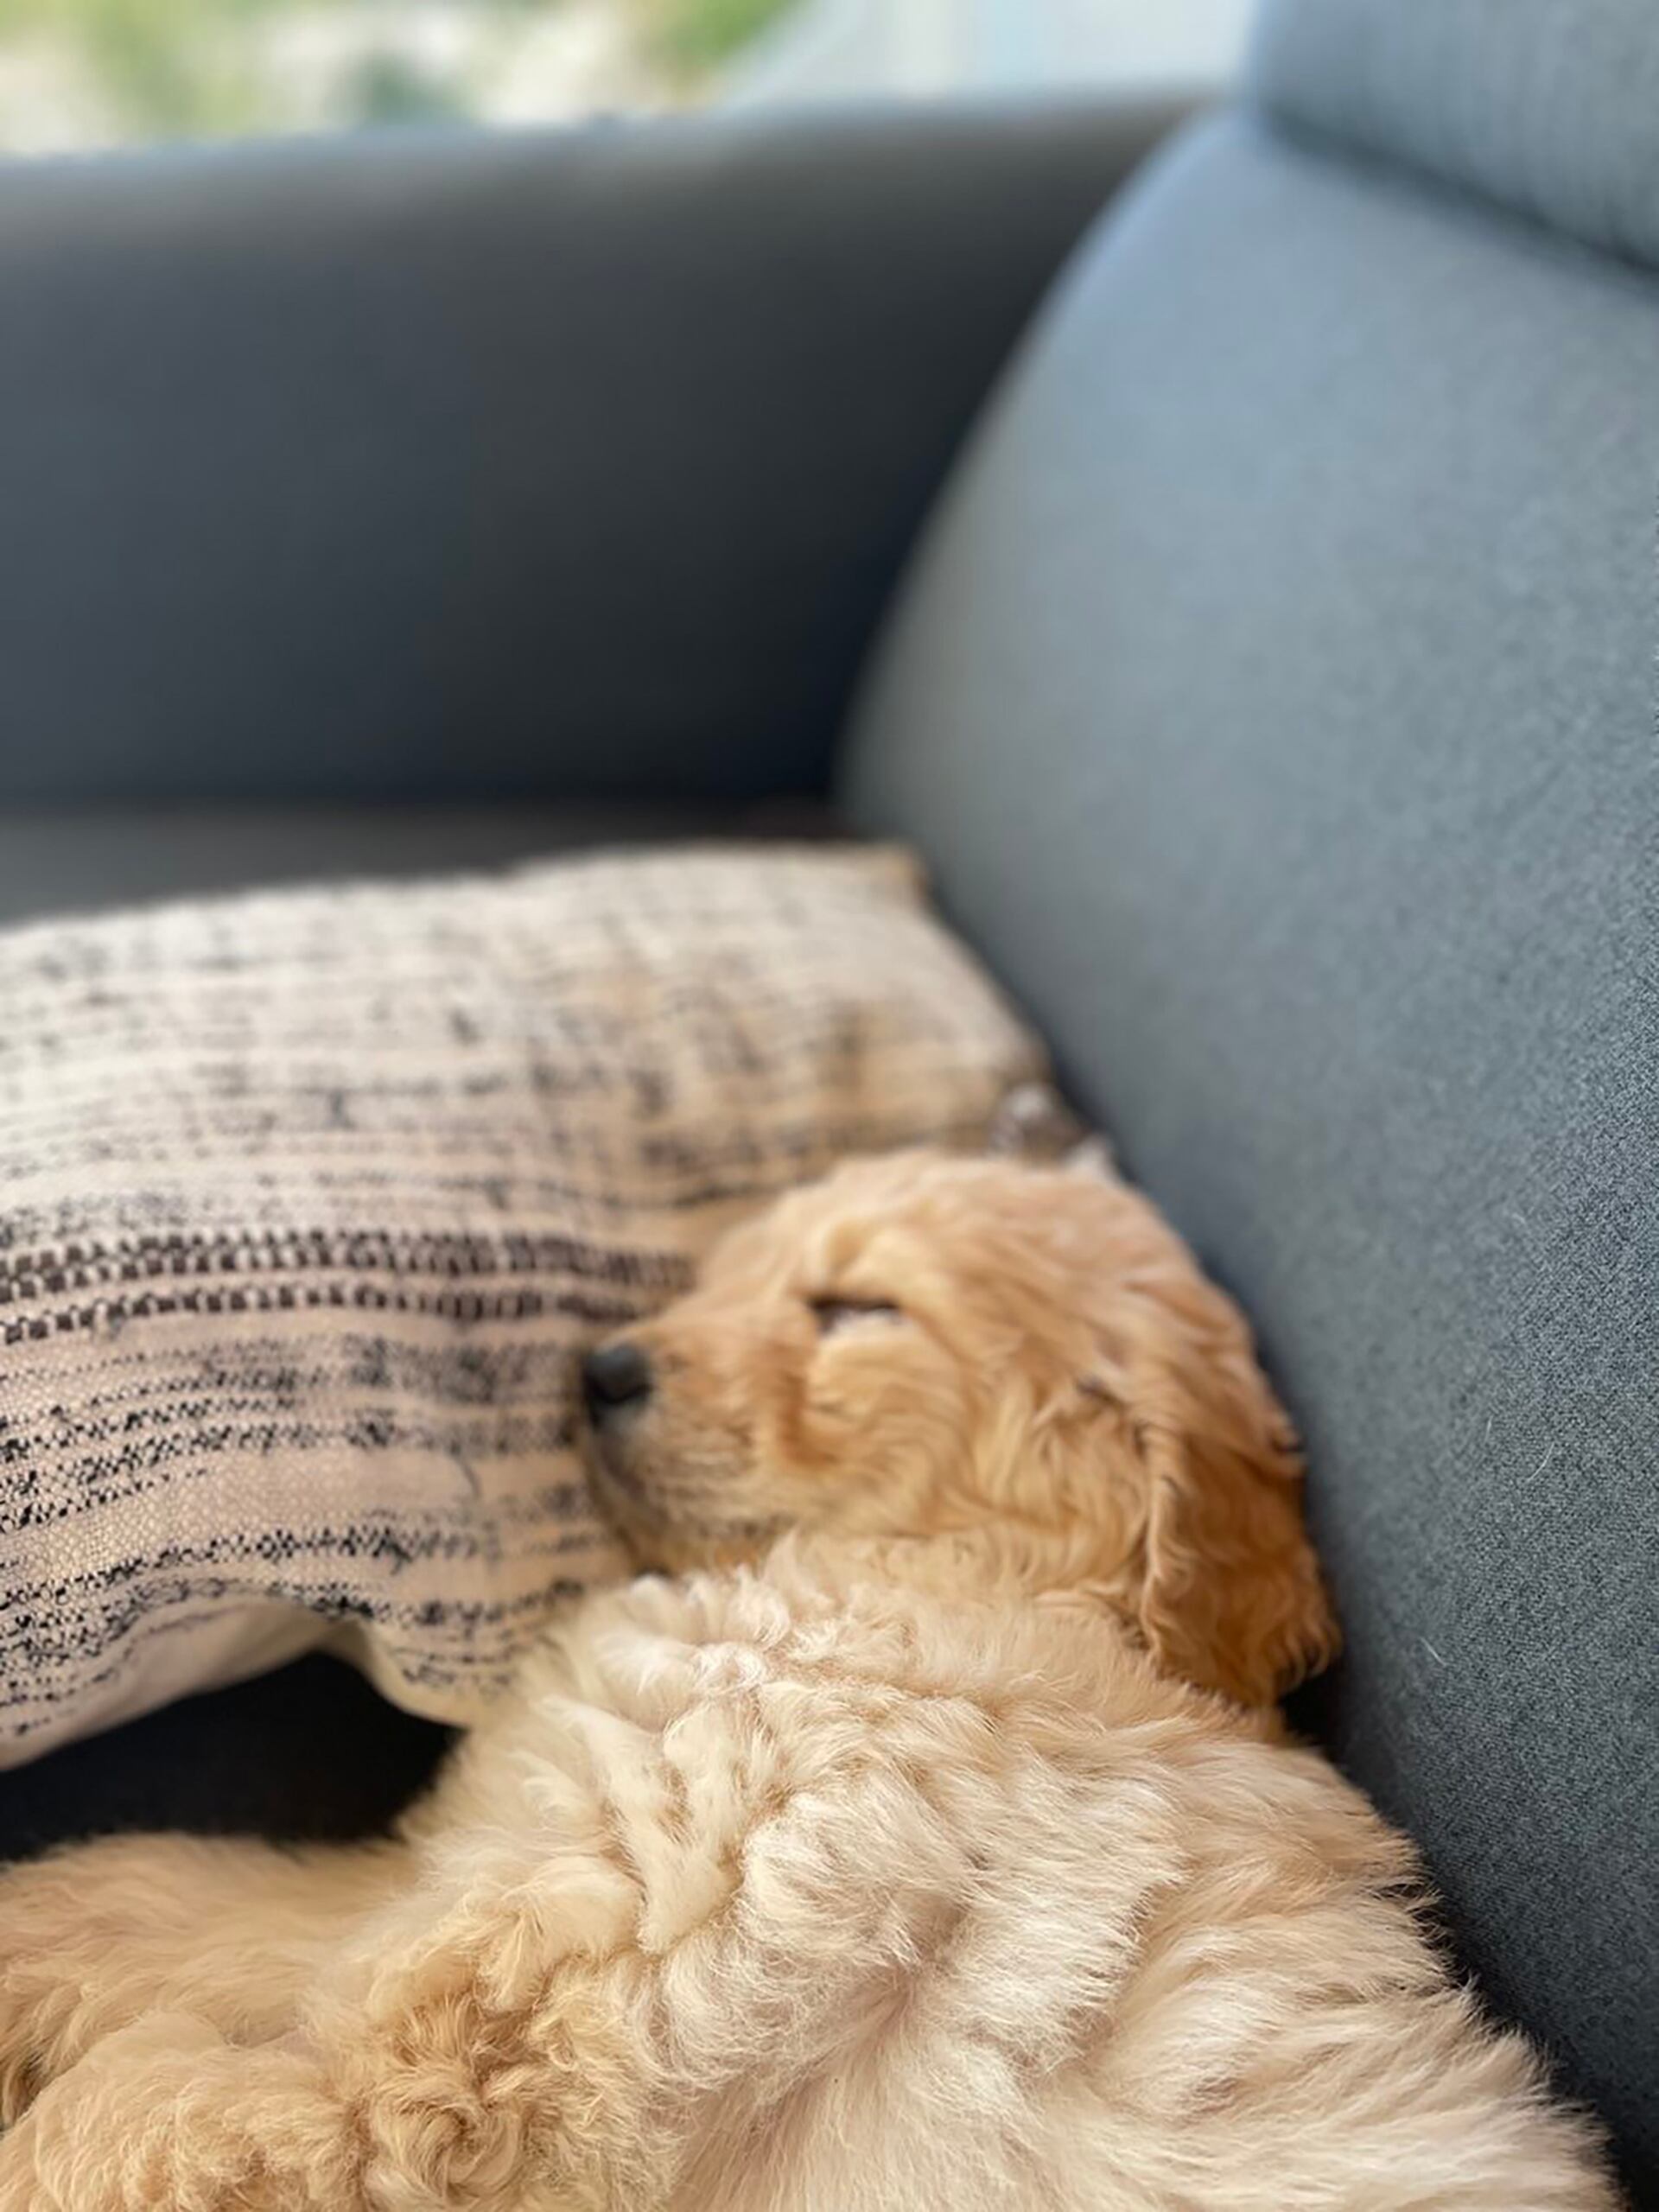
0 96 1188 805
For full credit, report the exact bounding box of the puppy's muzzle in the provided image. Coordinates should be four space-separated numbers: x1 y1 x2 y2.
582 1340 653 1426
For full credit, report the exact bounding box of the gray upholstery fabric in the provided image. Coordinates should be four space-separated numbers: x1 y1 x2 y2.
0 799 839 928
843 111 1659 2195
1251 0 1659 270
0 98 1184 804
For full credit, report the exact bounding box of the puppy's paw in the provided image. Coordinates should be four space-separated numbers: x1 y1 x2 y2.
0 1859 83 2124
0 2012 276 2210
0 1839 192 2123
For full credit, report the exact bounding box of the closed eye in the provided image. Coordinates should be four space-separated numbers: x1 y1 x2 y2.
808 1295 903 1336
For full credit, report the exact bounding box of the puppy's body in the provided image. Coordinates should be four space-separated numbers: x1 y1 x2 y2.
0 1545 1608 2211
0 1157 1616 2209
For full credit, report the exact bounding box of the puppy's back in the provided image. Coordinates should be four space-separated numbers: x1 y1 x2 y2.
423 1552 1613 2211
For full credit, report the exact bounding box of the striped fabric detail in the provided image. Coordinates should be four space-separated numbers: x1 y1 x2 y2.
0 844 1044 1763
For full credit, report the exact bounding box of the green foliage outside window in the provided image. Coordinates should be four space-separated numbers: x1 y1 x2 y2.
644 0 794 70
0 0 802 142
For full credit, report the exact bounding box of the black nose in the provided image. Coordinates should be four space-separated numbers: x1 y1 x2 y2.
582 1341 653 1421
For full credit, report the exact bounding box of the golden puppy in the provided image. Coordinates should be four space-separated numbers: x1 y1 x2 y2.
0 1154 1613 2210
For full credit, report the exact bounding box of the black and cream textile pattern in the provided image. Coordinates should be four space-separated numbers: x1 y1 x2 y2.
0 845 1045 1763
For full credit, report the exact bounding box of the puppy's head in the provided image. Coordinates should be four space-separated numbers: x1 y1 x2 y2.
582 1151 1337 1706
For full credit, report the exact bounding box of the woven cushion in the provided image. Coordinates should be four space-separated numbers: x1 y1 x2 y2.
0 844 1042 1764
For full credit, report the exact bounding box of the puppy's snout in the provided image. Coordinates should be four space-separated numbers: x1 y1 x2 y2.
582 1340 653 1423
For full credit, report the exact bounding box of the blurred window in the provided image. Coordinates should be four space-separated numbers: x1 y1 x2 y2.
0 0 1250 156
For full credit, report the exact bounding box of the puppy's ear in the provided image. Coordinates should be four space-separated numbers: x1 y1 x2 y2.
1132 1342 1339 1707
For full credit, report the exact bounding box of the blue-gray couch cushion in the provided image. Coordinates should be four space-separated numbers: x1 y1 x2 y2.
843 92 1659 2202
0 99 1179 806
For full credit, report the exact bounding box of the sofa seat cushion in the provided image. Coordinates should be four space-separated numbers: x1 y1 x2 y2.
0 1650 452 1859
0 800 840 931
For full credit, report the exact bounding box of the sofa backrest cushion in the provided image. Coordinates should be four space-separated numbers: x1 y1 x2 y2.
1251 0 1659 272
841 15 1659 2191
0 100 1178 805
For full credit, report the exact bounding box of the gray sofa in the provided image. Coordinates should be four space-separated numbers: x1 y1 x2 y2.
1 0 1654 2197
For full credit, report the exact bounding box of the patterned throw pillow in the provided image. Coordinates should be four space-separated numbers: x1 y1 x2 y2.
0 845 1044 1764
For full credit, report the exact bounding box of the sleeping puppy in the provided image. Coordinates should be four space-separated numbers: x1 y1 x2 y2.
581 1143 1331 1709
0 1153 1614 2210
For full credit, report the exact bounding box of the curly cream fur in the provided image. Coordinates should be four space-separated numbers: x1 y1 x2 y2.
0 1154 1616 2209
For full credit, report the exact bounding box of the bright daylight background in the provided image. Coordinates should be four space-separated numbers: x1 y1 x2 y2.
0 0 1252 154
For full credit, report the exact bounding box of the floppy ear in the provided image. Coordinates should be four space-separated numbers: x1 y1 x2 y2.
1132 1344 1339 1707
